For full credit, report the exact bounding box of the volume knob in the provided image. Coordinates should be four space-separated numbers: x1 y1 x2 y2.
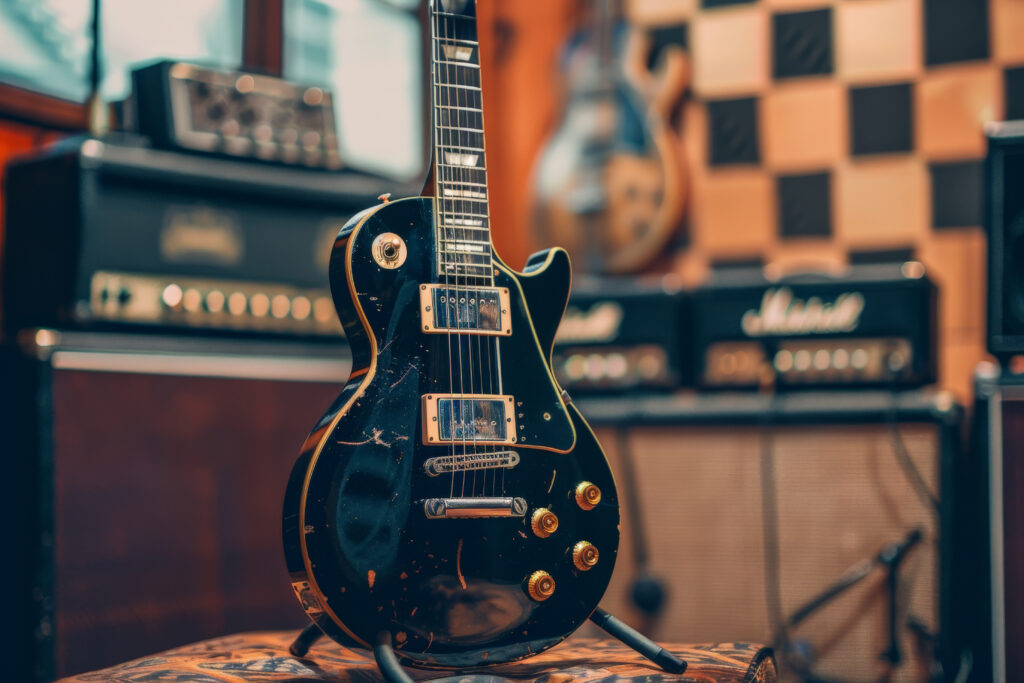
531 508 559 538
526 570 555 602
572 541 599 571
575 481 602 510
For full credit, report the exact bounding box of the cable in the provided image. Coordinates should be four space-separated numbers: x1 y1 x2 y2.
886 398 940 514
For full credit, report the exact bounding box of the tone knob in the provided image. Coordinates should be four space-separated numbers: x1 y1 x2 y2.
575 481 602 510
531 508 559 538
572 541 599 571
527 570 555 602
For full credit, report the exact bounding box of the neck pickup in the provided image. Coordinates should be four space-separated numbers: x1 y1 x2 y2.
420 284 511 336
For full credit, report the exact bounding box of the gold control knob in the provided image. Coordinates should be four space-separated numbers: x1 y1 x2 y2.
575 481 602 510
572 541 599 571
531 508 559 538
527 570 556 601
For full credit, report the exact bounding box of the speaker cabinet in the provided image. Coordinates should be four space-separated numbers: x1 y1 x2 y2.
987 122 1024 357
974 366 1024 683
577 391 967 682
1 331 349 682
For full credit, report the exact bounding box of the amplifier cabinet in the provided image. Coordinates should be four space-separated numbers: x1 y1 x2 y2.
576 391 970 682
1 136 407 339
974 366 1024 683
1 331 350 682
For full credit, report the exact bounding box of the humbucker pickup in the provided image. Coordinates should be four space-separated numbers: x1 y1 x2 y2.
421 393 517 445
420 284 512 335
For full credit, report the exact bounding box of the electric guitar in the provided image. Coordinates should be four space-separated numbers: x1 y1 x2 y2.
283 0 619 669
531 0 689 274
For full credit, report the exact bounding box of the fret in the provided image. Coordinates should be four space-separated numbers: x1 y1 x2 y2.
436 60 480 69
438 224 488 231
434 9 474 20
437 83 481 92
436 124 484 133
436 104 482 113
438 160 485 169
435 205 489 218
443 243 489 254
438 195 488 204
437 144 485 153
439 179 488 189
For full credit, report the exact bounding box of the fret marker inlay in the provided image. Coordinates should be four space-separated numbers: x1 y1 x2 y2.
442 43 474 61
444 152 480 167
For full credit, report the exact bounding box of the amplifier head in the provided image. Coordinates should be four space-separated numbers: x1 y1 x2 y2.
691 264 937 390
553 277 689 393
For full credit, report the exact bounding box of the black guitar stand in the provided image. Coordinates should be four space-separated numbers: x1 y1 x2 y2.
289 608 687 683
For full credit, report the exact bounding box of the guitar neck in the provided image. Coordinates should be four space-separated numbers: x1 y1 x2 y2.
429 0 493 285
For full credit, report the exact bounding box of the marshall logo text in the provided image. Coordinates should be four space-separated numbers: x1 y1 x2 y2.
741 287 865 337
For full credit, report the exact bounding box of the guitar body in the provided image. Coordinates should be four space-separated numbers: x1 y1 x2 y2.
282 197 620 668
533 17 689 274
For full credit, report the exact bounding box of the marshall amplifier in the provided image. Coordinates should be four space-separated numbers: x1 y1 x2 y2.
2 135 412 339
691 264 937 390
552 277 689 393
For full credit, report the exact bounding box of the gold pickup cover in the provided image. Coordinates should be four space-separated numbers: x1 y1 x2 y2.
421 393 517 445
420 284 512 336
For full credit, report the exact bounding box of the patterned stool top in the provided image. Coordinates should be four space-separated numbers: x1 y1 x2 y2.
58 631 775 683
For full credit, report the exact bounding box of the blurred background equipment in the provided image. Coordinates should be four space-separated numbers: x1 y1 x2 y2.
1 136 407 338
553 276 688 393
530 0 688 275
692 263 937 391
986 121 1024 358
1 330 350 682
132 61 342 169
973 364 1024 683
582 389 966 683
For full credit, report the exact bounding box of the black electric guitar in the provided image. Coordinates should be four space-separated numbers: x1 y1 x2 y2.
282 0 620 669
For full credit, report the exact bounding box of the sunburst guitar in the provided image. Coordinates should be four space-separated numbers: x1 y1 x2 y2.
283 0 620 669
532 0 689 274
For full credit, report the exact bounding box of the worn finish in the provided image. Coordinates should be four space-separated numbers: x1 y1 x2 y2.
282 196 620 669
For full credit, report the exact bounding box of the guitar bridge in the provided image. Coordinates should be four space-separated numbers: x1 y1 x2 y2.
424 450 520 476
423 497 528 519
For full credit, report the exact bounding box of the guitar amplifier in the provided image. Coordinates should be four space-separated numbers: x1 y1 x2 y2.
1 330 350 682
1 136 409 340
552 277 689 393
691 264 938 390
132 61 343 170
578 390 972 683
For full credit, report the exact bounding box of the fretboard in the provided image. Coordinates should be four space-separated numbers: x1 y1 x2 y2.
430 1 492 284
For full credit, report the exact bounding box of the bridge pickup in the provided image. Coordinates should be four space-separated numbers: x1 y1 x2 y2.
420 284 512 336
424 450 520 476
422 393 517 445
423 497 528 519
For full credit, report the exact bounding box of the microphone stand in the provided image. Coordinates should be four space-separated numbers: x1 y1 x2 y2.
782 528 924 681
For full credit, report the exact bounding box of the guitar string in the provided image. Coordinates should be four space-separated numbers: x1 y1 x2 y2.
432 3 458 500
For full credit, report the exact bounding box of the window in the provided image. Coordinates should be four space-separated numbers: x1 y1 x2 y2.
0 0 244 103
284 0 424 180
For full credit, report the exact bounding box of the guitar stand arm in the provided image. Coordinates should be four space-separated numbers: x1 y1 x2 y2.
291 612 687 681
589 607 687 674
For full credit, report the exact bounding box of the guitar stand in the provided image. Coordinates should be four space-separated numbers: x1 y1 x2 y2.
289 608 687 683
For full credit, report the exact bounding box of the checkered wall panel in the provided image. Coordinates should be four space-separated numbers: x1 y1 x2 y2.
626 0 1023 399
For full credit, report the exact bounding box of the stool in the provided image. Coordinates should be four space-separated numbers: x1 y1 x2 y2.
55 631 776 682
